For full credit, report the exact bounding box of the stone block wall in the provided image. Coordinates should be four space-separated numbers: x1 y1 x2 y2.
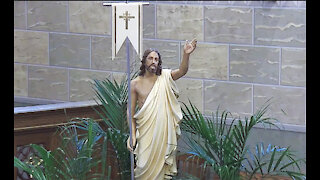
14 1 306 128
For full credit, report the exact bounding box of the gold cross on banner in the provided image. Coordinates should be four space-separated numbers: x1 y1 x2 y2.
119 11 135 29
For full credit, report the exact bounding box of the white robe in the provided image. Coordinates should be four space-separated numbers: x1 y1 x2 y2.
133 69 183 180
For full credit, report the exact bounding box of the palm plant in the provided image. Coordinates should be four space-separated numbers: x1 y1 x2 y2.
242 142 306 179
90 71 139 180
179 99 306 180
14 118 111 180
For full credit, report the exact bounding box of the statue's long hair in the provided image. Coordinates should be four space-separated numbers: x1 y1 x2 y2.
139 48 162 76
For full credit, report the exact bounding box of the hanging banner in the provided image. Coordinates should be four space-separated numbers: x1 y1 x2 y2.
111 3 143 60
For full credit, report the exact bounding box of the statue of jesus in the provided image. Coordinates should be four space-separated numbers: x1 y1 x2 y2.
127 38 197 180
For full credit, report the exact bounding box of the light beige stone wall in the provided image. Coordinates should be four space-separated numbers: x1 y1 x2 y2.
14 1 306 127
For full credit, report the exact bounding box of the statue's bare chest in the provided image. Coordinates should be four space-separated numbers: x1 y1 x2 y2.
136 78 157 108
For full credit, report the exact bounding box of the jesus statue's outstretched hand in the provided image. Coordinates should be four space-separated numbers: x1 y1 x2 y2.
184 38 197 54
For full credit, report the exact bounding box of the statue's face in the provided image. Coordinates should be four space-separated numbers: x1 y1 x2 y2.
145 51 159 74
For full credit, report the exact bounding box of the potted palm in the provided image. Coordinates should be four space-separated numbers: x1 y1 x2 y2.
90 71 139 180
179 100 306 180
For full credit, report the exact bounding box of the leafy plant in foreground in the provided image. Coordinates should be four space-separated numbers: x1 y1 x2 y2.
179 99 306 180
90 71 139 179
14 118 111 180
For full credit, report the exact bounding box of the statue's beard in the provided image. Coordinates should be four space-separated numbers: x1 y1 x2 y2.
146 64 157 74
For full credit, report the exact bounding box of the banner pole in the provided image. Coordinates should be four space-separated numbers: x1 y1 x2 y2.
126 37 135 180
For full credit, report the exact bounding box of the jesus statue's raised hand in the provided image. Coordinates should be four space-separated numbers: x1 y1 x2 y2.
184 38 197 54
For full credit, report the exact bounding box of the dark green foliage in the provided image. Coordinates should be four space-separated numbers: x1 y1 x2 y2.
14 118 111 180
90 72 138 180
180 99 306 180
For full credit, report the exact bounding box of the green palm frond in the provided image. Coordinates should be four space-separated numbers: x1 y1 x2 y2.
180 100 242 179
107 128 131 178
242 143 306 180
14 118 112 180
90 71 138 180
179 98 304 180
91 78 127 132
90 71 138 133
